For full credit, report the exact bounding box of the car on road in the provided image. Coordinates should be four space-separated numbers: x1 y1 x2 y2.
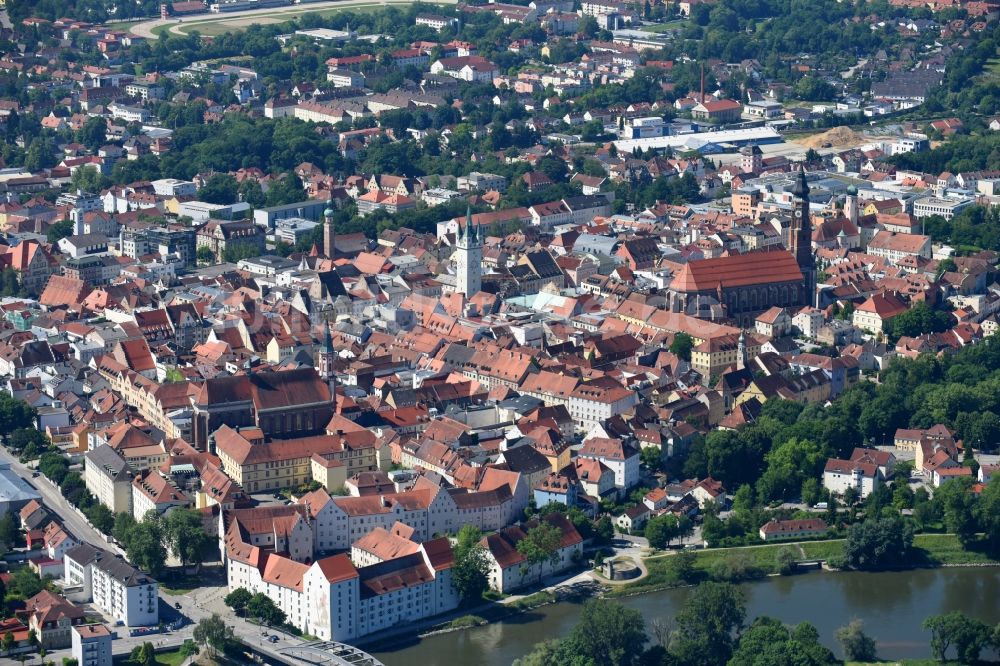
268 635 279 643
31 471 39 478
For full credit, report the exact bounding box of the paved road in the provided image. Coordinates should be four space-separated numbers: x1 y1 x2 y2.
0 446 302 665
127 0 457 39
0 446 121 557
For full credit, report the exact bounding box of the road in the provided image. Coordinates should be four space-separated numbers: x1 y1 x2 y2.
127 0 457 39
0 446 303 665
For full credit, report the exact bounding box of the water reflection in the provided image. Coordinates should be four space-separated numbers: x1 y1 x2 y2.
371 568 1000 666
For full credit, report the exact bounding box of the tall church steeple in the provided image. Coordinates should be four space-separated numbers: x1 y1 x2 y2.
789 164 816 307
317 319 337 402
323 199 335 259
455 206 482 296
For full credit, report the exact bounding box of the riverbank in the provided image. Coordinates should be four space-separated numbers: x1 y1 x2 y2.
371 567 1000 665
607 533 998 598
364 533 997 653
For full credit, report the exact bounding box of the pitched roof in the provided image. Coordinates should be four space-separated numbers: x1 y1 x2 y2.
671 250 803 292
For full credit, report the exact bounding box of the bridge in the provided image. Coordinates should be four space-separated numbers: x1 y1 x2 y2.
279 641 385 666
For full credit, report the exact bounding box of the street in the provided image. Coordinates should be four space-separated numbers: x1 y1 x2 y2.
0 446 304 665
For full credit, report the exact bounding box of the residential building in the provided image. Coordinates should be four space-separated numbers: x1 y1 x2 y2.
823 458 880 498
758 518 828 541
480 514 582 592
84 445 133 515
73 624 113 666
63 544 159 627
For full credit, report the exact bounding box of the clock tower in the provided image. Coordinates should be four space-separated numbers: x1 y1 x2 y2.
789 164 816 306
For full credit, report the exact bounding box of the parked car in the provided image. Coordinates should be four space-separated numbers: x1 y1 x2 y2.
174 602 182 610
268 635 279 643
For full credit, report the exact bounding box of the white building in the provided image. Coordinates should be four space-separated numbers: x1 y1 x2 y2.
823 458 880 498
479 514 583 592
63 544 159 627
107 103 151 124
567 381 639 433
912 196 973 220
72 624 113 666
415 14 458 30
151 178 197 197
226 514 460 642
84 446 133 515
577 436 640 494
456 172 507 192
326 69 365 88
792 307 825 339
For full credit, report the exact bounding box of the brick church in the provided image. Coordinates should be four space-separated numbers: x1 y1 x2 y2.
667 165 817 326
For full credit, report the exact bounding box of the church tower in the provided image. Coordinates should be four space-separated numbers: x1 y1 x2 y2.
843 185 859 225
789 164 816 307
455 207 482 296
323 199 335 259
317 320 337 398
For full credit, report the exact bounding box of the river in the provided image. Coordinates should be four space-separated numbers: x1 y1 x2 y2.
370 568 1000 665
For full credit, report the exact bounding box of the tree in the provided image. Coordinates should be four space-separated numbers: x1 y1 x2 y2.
934 476 979 546
775 546 797 575
38 452 68 484
129 642 156 666
671 581 746 665
179 639 199 659
640 445 663 472
196 174 238 204
923 611 991 663
163 508 212 567
645 514 679 550
247 592 286 626
113 512 137 546
669 332 694 362
0 394 37 435
452 525 490 603
595 516 614 543
76 117 109 152
224 587 252 616
565 599 647 666
84 504 114 535
979 475 1000 555
836 619 877 662
2 631 13 653
729 617 835 666
196 246 215 265
193 614 233 657
45 219 75 244
124 518 167 576
842 515 913 570
516 520 563 582
238 179 266 208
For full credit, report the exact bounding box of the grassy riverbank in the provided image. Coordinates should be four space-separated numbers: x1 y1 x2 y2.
609 534 998 597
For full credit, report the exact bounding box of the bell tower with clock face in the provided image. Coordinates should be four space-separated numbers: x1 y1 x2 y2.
789 164 816 306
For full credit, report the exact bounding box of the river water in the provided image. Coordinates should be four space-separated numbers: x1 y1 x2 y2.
370 568 1000 665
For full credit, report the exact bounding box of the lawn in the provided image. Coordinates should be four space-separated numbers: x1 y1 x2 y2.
688 544 791 574
912 533 998 565
799 539 846 561
114 647 188 666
